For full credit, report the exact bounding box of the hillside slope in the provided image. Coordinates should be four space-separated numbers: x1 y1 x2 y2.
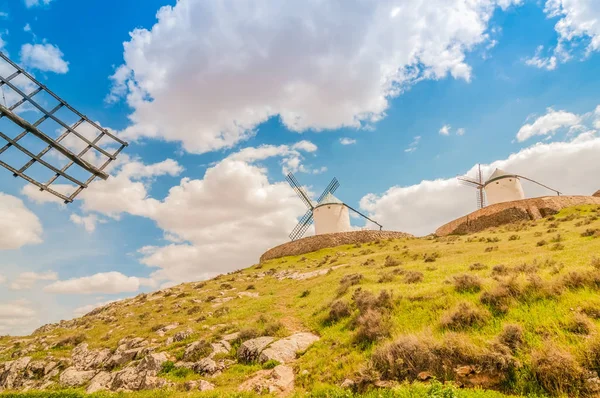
2 205 600 397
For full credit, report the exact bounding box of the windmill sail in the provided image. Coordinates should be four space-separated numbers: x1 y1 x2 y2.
0 52 128 203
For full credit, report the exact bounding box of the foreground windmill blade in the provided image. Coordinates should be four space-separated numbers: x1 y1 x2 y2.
0 52 128 203
316 177 339 203
289 210 314 241
286 172 314 209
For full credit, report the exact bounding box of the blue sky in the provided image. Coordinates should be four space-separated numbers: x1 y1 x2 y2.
1 0 600 335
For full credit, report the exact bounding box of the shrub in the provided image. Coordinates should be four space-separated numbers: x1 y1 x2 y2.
497 324 524 352
403 271 424 284
491 264 509 276
214 306 230 317
159 360 176 375
536 240 547 247
452 274 482 293
384 256 401 267
550 234 563 243
508 234 520 241
591 257 600 269
246 284 255 290
561 271 589 290
187 305 201 315
440 302 488 330
377 273 395 283
262 359 280 369
484 246 498 252
564 313 593 335
530 344 585 396
338 273 364 296
480 284 517 314
582 228 600 237
328 300 351 323
264 321 286 337
550 242 565 251
423 252 440 263
582 304 600 319
371 332 516 383
238 328 260 342
300 290 310 298
469 263 487 271
583 336 600 374
355 308 390 344
53 333 86 348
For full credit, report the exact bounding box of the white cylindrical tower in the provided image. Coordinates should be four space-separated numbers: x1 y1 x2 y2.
484 168 525 205
313 194 352 235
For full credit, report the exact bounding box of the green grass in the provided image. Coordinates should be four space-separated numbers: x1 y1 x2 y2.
3 205 600 397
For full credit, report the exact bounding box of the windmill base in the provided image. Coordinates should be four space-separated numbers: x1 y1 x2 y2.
435 195 600 237
259 230 412 263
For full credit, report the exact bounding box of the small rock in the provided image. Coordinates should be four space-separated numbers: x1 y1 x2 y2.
86 371 113 393
455 365 476 377
137 352 169 372
193 358 217 375
340 378 355 388
222 332 240 342
199 379 215 391
418 371 433 381
59 367 96 387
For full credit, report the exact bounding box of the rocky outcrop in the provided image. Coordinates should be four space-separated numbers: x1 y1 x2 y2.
0 357 32 389
260 230 412 263
259 333 320 363
238 333 320 365
238 337 275 363
435 196 600 236
72 343 111 371
59 367 96 387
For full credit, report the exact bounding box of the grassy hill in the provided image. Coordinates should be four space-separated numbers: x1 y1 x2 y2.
2 205 600 397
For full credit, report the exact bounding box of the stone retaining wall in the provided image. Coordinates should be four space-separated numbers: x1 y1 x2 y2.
435 195 600 236
259 230 412 263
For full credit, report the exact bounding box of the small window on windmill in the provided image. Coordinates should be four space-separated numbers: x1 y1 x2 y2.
0 52 128 203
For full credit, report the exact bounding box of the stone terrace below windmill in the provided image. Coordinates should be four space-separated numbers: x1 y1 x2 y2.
435 195 600 236
259 230 412 263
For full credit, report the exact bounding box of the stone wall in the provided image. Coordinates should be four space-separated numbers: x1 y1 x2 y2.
259 230 412 263
435 195 600 237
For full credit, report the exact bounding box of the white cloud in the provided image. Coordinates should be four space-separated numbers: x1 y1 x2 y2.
0 301 37 334
20 43 69 74
516 108 581 142
226 141 318 174
70 214 105 233
528 0 600 69
44 272 153 295
24 0 53 7
340 138 357 145
525 45 558 70
457 128 466 136
9 271 58 291
0 11 8 18
24 24 31 32
362 104 600 236
0 193 43 249
405 136 421 153
439 124 451 135
0 275 5 285
109 0 521 154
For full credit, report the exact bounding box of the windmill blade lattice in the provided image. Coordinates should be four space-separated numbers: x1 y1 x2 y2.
0 52 128 203
286 173 340 241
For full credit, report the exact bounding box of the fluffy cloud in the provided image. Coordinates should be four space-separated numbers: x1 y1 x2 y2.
528 0 600 69
9 271 57 290
44 272 153 294
110 0 520 153
24 0 53 7
439 125 451 136
0 193 43 249
516 108 582 142
457 128 466 136
340 138 357 145
362 112 600 236
0 301 37 334
70 214 105 233
20 43 68 74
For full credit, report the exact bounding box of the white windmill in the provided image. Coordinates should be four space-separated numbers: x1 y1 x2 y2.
458 165 562 208
286 172 382 240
